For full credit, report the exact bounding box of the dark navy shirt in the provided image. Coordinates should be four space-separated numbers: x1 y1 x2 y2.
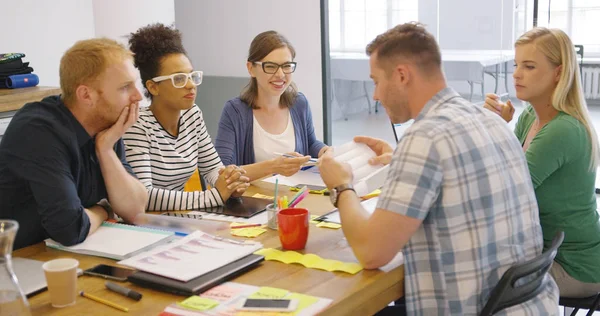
0 95 134 249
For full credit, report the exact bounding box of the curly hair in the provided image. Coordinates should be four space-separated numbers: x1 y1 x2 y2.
128 23 187 98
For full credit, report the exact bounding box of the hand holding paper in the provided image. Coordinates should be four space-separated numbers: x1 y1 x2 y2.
317 151 353 189
317 141 390 197
353 136 393 166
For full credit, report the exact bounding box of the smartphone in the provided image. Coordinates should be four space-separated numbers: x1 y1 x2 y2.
83 264 136 282
290 184 330 196
237 298 299 312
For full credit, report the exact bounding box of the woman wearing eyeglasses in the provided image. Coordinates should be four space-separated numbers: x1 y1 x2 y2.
123 23 249 211
215 31 329 181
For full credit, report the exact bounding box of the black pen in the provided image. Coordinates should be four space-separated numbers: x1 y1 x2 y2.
105 281 143 301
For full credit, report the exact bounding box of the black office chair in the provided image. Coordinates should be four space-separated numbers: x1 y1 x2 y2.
479 231 564 316
560 293 600 316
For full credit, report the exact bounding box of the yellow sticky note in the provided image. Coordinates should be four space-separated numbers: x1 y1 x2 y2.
254 248 363 275
249 286 289 299
309 215 320 224
252 193 274 200
287 293 320 315
316 222 341 229
230 227 267 238
178 296 220 311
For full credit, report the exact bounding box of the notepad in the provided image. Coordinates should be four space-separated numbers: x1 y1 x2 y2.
45 222 175 260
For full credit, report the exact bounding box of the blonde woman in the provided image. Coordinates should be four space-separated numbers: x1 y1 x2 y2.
485 27 600 297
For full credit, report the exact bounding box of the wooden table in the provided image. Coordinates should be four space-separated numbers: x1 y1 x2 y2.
14 184 404 316
0 86 61 113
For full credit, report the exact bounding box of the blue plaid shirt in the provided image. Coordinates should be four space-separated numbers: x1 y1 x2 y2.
377 88 558 315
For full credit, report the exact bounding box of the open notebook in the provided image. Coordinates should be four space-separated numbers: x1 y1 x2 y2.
45 222 176 260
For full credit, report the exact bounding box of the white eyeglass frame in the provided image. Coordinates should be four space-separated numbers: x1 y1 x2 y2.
151 70 203 88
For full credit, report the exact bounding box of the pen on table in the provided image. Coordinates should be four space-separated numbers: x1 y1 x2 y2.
80 291 129 312
273 152 318 163
274 178 279 208
230 223 262 229
105 281 143 301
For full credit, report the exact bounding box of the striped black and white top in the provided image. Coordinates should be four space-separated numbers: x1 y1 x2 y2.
123 105 224 211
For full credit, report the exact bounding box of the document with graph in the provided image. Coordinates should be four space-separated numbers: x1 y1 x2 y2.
118 231 263 282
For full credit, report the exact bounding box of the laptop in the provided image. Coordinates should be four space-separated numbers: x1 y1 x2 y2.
201 196 271 218
127 254 264 296
315 197 379 224
3 258 82 297
391 120 414 143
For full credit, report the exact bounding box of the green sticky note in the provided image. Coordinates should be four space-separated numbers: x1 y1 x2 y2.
249 287 289 299
178 296 220 311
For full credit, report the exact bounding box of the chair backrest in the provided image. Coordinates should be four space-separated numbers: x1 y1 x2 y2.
479 231 564 316
183 169 207 192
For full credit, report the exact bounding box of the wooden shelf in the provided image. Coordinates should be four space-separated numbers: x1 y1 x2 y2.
0 86 62 113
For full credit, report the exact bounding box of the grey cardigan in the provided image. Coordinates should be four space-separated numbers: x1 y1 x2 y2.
215 92 325 166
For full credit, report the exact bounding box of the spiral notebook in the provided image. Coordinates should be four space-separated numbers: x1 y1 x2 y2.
45 222 176 260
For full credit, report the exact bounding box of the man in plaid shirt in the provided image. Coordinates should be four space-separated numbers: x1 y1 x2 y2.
318 23 558 315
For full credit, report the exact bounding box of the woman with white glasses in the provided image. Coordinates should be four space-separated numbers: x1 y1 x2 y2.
123 23 249 211
215 30 329 181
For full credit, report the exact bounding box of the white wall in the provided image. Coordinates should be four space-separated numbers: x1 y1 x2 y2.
92 0 175 45
0 0 175 90
92 0 175 107
0 0 95 87
175 0 324 139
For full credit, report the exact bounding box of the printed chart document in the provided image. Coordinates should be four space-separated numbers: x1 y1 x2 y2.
118 231 263 282
262 141 389 196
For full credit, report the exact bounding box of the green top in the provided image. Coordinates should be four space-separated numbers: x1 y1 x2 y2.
515 105 600 283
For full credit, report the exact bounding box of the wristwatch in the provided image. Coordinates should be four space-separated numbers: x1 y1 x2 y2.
330 183 356 207
96 199 115 221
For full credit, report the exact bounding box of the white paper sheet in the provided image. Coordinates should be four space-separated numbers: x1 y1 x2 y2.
118 231 263 282
262 141 389 197
187 210 269 224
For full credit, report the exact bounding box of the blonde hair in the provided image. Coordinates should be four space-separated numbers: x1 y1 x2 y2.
516 27 600 169
60 38 133 105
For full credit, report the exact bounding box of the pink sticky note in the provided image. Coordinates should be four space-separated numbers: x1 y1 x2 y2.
200 285 243 302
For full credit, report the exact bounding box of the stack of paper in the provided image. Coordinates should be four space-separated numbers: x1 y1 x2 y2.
45 222 176 260
262 141 389 196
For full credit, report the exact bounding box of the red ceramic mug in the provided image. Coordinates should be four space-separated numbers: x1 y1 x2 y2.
277 208 309 250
